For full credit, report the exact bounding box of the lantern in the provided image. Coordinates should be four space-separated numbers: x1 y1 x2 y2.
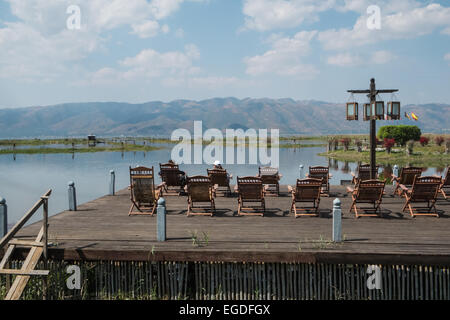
371 101 385 120
346 102 358 121
387 101 401 120
363 103 371 121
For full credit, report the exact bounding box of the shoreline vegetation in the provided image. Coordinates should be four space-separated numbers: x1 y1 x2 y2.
0 134 448 168
320 133 450 167
0 136 327 155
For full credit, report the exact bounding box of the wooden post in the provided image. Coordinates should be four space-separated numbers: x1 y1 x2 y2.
333 198 342 242
0 197 7 237
157 198 166 242
109 170 116 196
68 181 77 211
41 196 49 300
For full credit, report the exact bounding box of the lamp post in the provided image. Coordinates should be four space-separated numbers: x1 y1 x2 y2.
347 78 399 179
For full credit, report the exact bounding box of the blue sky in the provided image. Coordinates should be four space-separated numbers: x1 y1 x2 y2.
0 0 450 108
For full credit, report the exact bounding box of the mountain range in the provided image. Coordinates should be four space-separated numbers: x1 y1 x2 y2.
0 98 448 138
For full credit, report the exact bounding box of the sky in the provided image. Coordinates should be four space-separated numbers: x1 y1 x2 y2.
0 0 450 108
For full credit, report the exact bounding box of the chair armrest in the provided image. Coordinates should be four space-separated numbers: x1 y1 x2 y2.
392 175 399 182
287 185 293 193
399 184 409 193
234 185 239 192
184 185 188 192
346 186 355 193
229 174 233 179
350 172 356 178
157 182 166 190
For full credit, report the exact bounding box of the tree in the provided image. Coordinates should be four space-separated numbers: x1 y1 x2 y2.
378 125 421 146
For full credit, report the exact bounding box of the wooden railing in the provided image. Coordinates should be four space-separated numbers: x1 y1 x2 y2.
0 189 52 300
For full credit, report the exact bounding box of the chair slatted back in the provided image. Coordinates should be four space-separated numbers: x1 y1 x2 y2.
237 177 264 201
258 167 280 185
159 162 184 187
356 164 379 181
294 178 322 201
410 176 441 202
354 179 385 202
207 169 229 187
187 176 212 202
443 167 450 186
130 166 156 203
309 166 329 185
398 167 423 186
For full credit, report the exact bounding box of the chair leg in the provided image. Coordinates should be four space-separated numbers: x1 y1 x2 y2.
128 203 135 216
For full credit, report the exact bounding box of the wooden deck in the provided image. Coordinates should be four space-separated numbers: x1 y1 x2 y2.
7 186 450 266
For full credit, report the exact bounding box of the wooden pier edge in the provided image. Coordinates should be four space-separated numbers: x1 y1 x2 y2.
3 247 450 266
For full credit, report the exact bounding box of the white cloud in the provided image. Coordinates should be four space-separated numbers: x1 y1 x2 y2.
327 50 395 67
244 31 318 76
131 20 170 38
0 22 98 81
319 4 450 51
86 44 201 84
371 50 396 64
0 0 206 82
242 0 335 31
327 52 363 67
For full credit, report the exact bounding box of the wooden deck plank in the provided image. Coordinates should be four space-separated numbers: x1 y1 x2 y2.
4 185 450 265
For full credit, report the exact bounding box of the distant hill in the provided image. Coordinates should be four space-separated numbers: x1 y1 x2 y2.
0 98 448 138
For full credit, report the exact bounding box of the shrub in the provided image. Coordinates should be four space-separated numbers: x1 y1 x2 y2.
419 136 429 146
435 136 445 146
383 138 396 153
378 125 421 146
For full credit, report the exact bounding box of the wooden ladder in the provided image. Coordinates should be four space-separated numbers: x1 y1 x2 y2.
0 190 51 300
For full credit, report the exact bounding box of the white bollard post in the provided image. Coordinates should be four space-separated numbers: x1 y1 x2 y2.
109 170 116 196
333 198 342 242
68 181 77 211
157 198 166 242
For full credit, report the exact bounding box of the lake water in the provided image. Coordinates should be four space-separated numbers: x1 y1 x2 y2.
0 145 442 227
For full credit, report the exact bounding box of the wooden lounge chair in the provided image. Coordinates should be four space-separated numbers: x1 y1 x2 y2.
400 176 441 218
438 167 450 199
129 166 163 216
346 179 386 218
235 177 266 216
258 167 281 196
288 178 322 218
306 166 332 195
159 162 186 194
207 168 232 196
392 167 422 196
351 164 379 185
185 176 216 216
